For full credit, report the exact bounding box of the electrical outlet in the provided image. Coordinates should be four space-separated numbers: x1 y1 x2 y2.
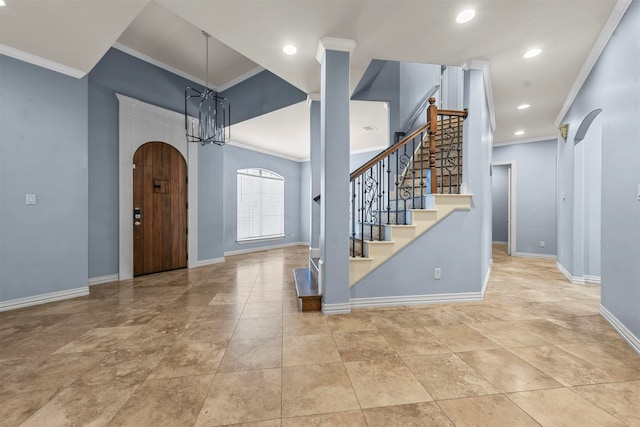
26 194 37 205
434 268 441 280
539 241 545 248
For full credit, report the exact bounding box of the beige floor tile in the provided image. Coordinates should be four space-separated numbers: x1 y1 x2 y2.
438 394 540 426
333 330 398 362
247 291 284 304
196 305 245 322
232 316 283 341
457 348 561 392
228 421 282 427
180 320 238 344
548 315 623 342
196 369 281 426
425 324 501 352
508 387 627 426
379 327 448 356
557 341 640 381
283 334 341 367
1 328 90 358
326 312 377 332
510 345 623 386
209 292 250 305
75 346 169 385
0 389 56 427
0 353 106 394
573 380 640 426
120 320 188 348
218 336 282 372
344 358 432 408
283 314 331 336
403 353 499 400
241 302 283 319
110 375 213 427
513 319 593 344
467 321 549 347
446 304 509 323
20 381 139 427
363 402 453 427
282 363 360 417
366 310 419 329
282 410 367 427
406 306 461 326
148 341 226 379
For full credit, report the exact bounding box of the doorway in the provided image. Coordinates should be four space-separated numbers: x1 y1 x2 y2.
492 161 517 255
117 94 199 281
133 142 187 276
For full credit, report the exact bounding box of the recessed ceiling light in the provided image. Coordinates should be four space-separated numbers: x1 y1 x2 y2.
523 48 541 58
456 9 476 23
0 1 6 6
517 104 530 110
514 130 525 136
282 45 297 55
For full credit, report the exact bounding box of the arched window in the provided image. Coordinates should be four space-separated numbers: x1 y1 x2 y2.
237 168 285 242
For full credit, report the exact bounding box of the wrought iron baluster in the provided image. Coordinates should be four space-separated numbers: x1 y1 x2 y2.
351 180 356 257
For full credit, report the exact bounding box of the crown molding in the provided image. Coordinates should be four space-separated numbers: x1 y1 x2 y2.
0 44 86 78
554 0 632 126
315 37 357 63
493 135 557 147
228 140 306 162
217 66 265 92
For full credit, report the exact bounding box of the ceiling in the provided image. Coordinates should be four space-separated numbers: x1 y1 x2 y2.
0 0 627 158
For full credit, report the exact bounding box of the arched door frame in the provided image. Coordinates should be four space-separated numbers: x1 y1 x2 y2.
116 94 198 280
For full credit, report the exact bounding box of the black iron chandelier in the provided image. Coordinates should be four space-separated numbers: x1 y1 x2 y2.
185 31 230 146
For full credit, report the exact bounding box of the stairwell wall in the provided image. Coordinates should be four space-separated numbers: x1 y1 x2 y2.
349 68 493 301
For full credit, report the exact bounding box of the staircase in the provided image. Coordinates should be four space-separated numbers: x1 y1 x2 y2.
349 98 469 286
294 98 468 311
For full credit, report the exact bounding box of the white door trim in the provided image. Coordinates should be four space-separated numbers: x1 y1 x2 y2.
493 161 517 255
116 94 199 280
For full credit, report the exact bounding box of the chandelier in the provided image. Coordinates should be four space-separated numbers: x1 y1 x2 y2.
185 31 230 146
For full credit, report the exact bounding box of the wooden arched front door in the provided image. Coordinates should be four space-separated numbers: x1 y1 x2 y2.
133 142 187 276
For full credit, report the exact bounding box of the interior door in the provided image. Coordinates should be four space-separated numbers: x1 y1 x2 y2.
133 142 187 276
507 166 512 255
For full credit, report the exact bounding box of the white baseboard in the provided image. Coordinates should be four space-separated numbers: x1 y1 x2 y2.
600 305 640 355
193 257 225 267
584 275 601 284
224 241 309 257
350 291 484 309
515 252 556 259
556 261 586 285
492 241 508 244
309 247 320 258
322 302 351 314
88 274 119 286
0 287 89 312
482 266 491 295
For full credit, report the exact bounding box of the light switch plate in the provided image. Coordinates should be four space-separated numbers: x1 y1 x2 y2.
26 194 37 205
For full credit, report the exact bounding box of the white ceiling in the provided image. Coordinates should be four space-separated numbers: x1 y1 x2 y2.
0 0 626 154
231 100 389 161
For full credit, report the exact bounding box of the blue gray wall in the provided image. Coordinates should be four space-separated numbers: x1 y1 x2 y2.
493 140 557 256
351 68 493 299
0 55 89 301
88 48 224 276
223 145 303 254
352 60 440 144
558 1 640 338
88 48 306 276
492 165 509 243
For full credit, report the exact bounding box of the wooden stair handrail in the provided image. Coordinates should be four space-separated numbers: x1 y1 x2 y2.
350 98 467 181
350 123 429 181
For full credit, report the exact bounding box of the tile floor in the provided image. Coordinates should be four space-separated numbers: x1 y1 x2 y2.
1 245 640 426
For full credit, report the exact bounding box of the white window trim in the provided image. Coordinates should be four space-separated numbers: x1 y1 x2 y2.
236 168 285 243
